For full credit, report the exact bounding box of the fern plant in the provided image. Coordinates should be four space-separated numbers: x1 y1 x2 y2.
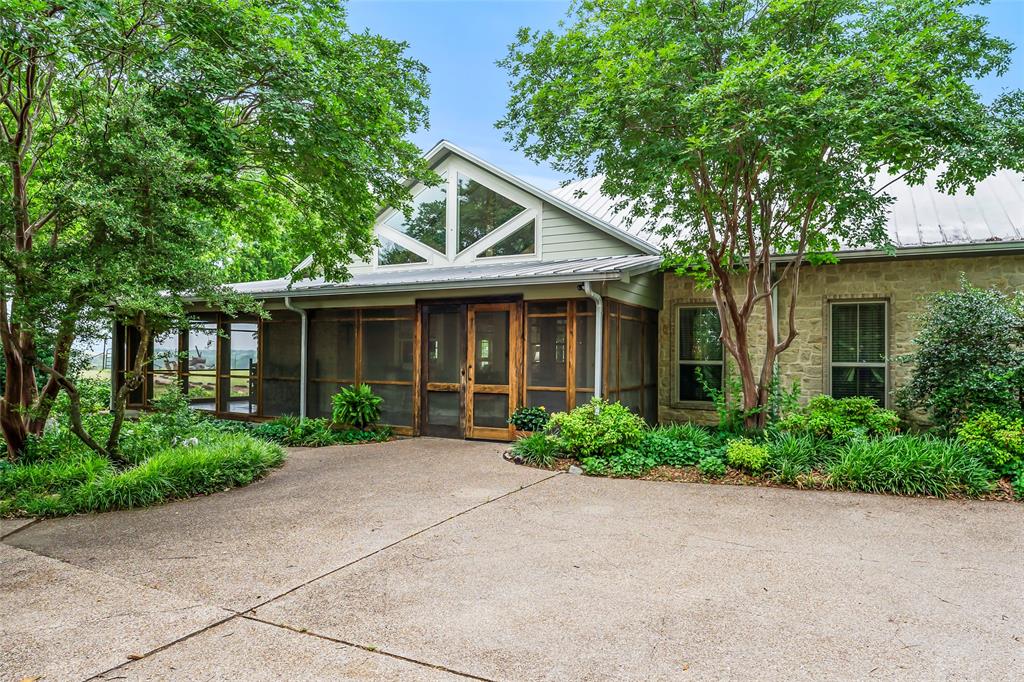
331 384 383 429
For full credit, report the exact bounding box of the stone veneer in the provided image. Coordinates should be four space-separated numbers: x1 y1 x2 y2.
658 252 1024 425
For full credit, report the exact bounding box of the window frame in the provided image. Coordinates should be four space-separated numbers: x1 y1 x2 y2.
673 303 725 406
825 299 890 407
371 156 544 269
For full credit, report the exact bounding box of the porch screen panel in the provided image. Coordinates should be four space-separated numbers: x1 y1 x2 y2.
147 330 182 405
574 300 596 408
217 319 258 415
360 308 414 427
526 301 569 413
309 310 356 418
604 303 620 401
185 318 218 411
261 311 302 417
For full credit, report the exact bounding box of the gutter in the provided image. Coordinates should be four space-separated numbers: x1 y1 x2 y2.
770 239 1024 264
283 296 308 419
187 259 663 303
581 281 604 400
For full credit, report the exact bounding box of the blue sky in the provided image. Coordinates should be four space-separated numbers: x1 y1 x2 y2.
347 0 1024 190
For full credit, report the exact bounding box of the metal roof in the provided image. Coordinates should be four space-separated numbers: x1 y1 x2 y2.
227 254 662 299
549 169 1024 252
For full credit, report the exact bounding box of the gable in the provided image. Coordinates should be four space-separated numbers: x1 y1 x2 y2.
345 143 651 275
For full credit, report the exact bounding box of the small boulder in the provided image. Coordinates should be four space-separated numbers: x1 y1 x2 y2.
568 464 583 475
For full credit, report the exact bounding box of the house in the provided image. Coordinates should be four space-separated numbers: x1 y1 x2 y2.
113 141 1024 438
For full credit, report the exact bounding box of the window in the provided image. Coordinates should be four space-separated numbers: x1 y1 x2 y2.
676 306 723 402
478 220 535 258
830 301 887 405
457 174 526 252
377 237 426 266
382 176 447 253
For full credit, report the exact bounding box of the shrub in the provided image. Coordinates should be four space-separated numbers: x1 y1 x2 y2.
826 435 994 498
508 406 550 432
697 455 726 478
546 398 646 458
778 395 899 441
957 410 1024 476
636 428 703 467
764 432 817 483
248 415 389 447
1013 467 1024 500
657 422 718 452
1 433 285 517
725 437 771 474
51 376 111 417
580 448 657 477
897 278 1024 429
331 384 382 429
510 432 559 468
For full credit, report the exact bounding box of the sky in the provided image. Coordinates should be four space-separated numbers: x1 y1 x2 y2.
346 0 1024 190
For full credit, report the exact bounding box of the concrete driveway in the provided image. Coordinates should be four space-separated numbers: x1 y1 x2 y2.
2 438 1022 681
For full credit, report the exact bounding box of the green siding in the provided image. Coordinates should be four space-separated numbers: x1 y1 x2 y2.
605 272 662 309
541 206 642 259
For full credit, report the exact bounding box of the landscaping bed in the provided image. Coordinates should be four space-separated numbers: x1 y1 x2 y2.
506 397 1024 502
0 383 394 518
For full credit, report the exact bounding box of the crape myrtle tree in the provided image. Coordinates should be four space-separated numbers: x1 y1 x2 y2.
0 0 433 459
498 0 1024 429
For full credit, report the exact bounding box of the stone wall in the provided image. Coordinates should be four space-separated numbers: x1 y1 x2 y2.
658 252 1024 424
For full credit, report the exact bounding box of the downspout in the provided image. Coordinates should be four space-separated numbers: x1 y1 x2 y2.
283 296 308 420
581 281 604 400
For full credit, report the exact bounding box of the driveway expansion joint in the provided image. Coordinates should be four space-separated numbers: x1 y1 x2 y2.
0 516 41 541
74 469 560 682
243 470 563 613
242 614 497 681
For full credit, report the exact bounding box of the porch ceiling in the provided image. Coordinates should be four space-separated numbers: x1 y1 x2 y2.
222 254 662 299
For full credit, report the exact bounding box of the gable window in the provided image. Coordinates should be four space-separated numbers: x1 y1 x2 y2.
829 301 888 405
677 306 723 402
382 176 447 254
457 173 526 252
377 237 427 266
478 220 535 258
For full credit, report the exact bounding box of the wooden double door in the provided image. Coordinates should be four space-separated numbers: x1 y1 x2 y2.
420 301 521 440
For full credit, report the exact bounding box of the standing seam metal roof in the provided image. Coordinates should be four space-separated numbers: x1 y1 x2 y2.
548 169 1024 251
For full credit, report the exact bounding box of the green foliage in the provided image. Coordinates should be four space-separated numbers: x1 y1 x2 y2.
331 384 383 429
725 438 771 474
898 280 1024 429
249 416 390 448
1 434 284 517
499 0 1022 430
580 449 659 478
1013 467 1024 500
764 432 834 484
697 455 727 479
508 406 551 432
638 427 705 467
826 436 994 498
957 411 1024 476
778 396 899 441
51 377 111 418
0 0 434 458
700 369 801 433
546 398 646 458
509 432 560 468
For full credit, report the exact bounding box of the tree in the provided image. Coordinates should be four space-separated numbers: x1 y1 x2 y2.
498 0 1024 428
898 278 1024 430
0 0 433 459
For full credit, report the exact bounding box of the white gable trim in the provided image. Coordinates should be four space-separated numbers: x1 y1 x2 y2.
423 140 660 256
